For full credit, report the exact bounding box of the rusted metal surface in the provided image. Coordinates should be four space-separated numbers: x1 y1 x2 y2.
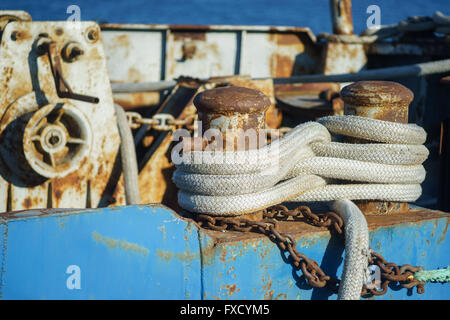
100 24 320 109
0 203 447 299
22 103 92 178
226 78 282 129
191 85 270 219
329 0 354 35
194 205 344 289
341 81 413 214
321 42 367 75
166 30 236 80
195 204 449 299
0 21 123 210
193 204 428 296
112 92 162 110
194 206 448 243
320 2 364 74
341 80 412 124
194 86 270 151
0 10 31 31
133 84 199 210
184 76 281 129
134 77 280 212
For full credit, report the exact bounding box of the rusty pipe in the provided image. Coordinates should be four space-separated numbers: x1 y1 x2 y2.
109 59 450 92
330 0 354 35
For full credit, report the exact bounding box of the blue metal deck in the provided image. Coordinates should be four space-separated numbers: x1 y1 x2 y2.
0 204 448 299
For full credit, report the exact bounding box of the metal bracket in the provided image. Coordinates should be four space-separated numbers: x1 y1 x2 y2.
37 36 99 104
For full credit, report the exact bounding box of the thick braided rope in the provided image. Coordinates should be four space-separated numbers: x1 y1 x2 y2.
174 116 428 215
173 115 428 300
332 200 370 300
317 116 426 144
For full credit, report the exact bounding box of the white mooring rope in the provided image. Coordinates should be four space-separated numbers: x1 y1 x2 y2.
173 115 429 300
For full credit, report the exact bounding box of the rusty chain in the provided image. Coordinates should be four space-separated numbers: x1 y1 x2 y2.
126 110 292 136
361 252 425 296
126 112 197 131
192 204 425 297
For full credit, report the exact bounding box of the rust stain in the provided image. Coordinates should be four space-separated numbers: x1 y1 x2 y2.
172 31 206 41
228 78 281 129
115 34 130 47
331 0 354 35
157 225 167 239
11 30 32 41
224 284 239 296
51 158 88 207
262 276 273 299
275 82 340 95
220 246 227 263
274 293 287 300
437 218 449 245
22 197 32 209
271 53 295 78
127 67 146 83
365 209 450 231
156 248 198 263
275 33 301 46
138 134 178 208
341 81 413 110
92 231 150 255
113 92 161 109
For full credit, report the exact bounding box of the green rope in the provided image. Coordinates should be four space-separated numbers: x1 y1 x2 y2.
414 267 450 283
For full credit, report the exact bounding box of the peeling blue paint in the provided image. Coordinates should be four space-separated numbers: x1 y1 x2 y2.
0 205 448 300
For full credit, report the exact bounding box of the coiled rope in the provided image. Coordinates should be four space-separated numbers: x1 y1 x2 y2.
174 115 428 215
173 115 428 299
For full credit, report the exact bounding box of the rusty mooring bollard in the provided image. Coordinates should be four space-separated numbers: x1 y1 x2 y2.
192 86 271 219
193 86 270 151
340 80 414 214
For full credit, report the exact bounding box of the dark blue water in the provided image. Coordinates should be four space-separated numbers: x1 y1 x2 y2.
2 0 449 35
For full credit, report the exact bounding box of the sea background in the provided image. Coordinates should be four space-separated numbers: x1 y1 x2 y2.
2 0 449 35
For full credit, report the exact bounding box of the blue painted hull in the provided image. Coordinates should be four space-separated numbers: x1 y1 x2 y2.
0 204 448 299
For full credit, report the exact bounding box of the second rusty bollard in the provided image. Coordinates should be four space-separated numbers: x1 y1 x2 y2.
340 80 414 214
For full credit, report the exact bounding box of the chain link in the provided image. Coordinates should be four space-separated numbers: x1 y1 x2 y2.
362 252 426 296
192 205 425 298
126 112 197 131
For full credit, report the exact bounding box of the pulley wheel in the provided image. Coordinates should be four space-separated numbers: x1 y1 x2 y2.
23 103 92 178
